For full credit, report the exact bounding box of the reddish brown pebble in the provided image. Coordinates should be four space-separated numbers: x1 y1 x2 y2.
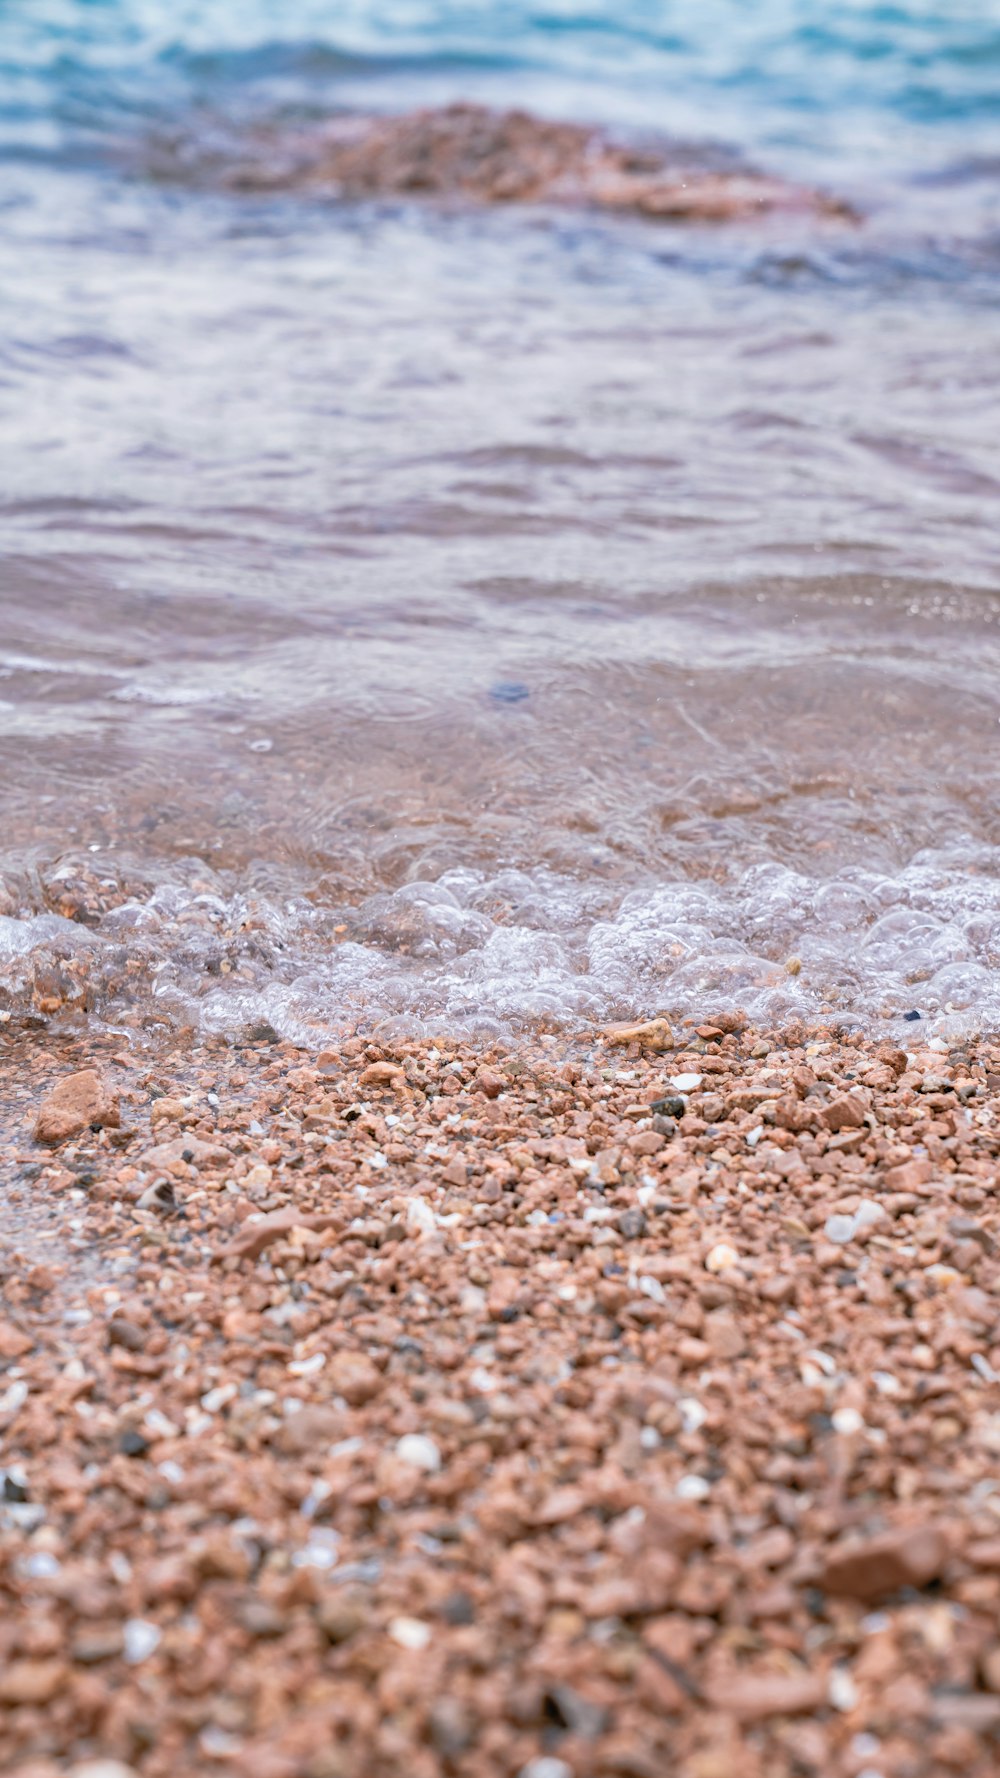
708 1671 826 1721
821 1524 948 1600
33 1069 119 1144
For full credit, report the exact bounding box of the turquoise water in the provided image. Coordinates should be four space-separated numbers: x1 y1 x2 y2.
2 2 1000 1042
7 0 1000 168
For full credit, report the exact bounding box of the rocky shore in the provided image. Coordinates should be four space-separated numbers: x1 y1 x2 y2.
3 1015 1000 1776
211 103 852 223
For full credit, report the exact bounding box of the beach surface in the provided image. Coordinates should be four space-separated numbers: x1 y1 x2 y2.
5 1 1000 1770
4 1016 1000 1775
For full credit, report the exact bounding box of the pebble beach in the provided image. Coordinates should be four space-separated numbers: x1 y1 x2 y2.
5 0 1000 1771
5 1016 1000 1776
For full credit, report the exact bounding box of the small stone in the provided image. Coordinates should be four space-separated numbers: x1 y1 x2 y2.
395 1432 441 1472
981 1646 1000 1693
388 1616 431 1650
709 1671 825 1721
359 1062 406 1088
828 1668 858 1711
428 1697 474 1757
518 1763 574 1778
0 1659 66 1704
546 1683 609 1739
123 1619 161 1664
316 1594 369 1644
824 1214 856 1245
704 1310 745 1360
821 1094 866 1132
69 1766 140 1778
821 1524 948 1600
328 1351 382 1406
705 1242 740 1273
35 1070 119 1145
136 1179 176 1214
0 1318 33 1359
650 1096 686 1119
213 1207 339 1264
117 1428 149 1458
239 1600 288 1639
440 1590 475 1626
883 1157 934 1192
107 1317 146 1352
832 1406 864 1436
273 1405 344 1455
603 1017 673 1051
71 1625 125 1664
617 1207 647 1240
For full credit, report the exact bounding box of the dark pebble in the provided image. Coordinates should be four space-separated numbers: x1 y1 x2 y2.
651 1096 686 1119
617 1207 647 1240
489 680 530 704
440 1589 476 1625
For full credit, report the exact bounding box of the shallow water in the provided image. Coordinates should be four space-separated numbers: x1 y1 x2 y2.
3 1 1000 1044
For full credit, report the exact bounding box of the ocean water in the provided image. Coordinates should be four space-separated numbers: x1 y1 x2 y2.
2 0 1000 1044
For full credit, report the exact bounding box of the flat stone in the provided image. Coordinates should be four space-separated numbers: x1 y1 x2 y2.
821 1524 948 1600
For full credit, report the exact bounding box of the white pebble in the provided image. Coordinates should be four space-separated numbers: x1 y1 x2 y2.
0 1381 28 1420
853 1199 887 1234
872 1371 899 1395
143 1408 179 1439
69 1764 140 1778
123 1618 161 1664
292 1531 339 1569
518 1762 574 1778
21 1551 60 1578
638 1275 666 1304
829 1667 859 1711
200 1383 237 1414
395 1433 441 1473
675 1474 711 1500
670 1073 703 1092
388 1615 431 1650
832 1407 865 1436
824 1214 856 1245
679 1397 706 1432
805 1348 837 1376
406 1197 437 1237
705 1242 739 1273
288 1352 326 1377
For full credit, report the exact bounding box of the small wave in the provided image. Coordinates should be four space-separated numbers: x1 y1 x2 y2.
3 847 1000 1046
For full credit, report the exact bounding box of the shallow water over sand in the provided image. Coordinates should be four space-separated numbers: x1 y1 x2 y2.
3 3 1000 1044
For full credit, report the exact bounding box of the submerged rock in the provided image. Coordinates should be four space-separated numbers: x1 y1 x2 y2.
221 103 852 224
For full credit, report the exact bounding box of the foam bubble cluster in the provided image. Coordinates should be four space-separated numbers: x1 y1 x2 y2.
2 843 999 1045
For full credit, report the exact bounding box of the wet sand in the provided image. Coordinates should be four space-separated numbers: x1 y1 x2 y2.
4 1016 1000 1775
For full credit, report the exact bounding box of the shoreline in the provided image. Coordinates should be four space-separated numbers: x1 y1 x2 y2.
3 1017 1000 1775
